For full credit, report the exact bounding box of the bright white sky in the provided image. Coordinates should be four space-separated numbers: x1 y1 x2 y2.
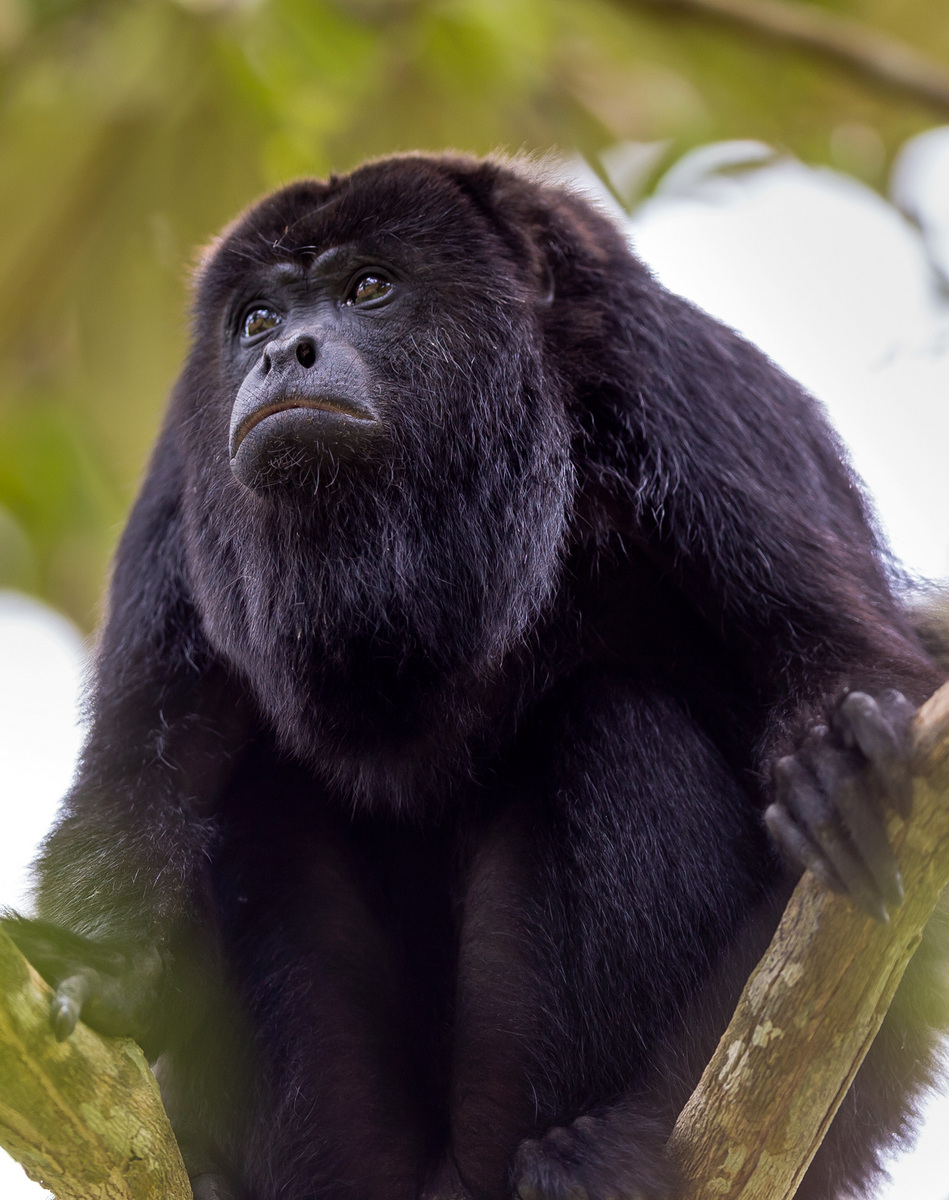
1 132 948 1199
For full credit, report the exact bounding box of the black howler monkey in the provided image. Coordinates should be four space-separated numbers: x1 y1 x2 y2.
8 154 947 1200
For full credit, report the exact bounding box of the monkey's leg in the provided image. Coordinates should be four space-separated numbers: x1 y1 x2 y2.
161 764 433 1200
448 670 773 1200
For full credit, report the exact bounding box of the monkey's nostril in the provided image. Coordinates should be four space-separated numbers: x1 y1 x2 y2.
296 340 317 369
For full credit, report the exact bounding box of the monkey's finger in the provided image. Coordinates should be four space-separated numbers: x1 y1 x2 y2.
879 688 918 808
774 756 888 922
764 803 846 896
51 972 94 1041
809 749 903 911
833 692 914 817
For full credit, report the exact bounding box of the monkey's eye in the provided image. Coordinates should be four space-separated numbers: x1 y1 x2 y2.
241 307 283 340
346 274 393 307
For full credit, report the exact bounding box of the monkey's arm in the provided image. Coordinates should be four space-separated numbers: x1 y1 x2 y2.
604 288 944 916
6 436 249 1050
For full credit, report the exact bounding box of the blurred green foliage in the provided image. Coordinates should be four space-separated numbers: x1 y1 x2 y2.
0 0 946 625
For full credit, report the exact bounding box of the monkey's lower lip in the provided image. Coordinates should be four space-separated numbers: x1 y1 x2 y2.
231 397 376 455
229 398 379 489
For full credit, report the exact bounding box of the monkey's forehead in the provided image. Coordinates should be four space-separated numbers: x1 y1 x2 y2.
196 155 529 292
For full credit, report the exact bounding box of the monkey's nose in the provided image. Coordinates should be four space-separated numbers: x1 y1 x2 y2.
262 334 319 374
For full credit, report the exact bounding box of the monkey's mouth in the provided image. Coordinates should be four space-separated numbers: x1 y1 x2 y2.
231 396 375 455
229 393 380 489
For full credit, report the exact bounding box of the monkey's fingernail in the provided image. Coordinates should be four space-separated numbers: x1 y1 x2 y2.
51 1000 77 1041
869 898 890 925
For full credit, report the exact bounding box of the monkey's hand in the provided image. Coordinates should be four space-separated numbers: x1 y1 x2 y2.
3 916 164 1046
765 689 916 923
513 1109 678 1200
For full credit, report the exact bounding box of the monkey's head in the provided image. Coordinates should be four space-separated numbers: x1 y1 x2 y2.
170 155 637 768
181 152 630 487
186 157 559 485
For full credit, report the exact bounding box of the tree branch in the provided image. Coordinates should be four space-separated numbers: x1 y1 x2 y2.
638 0 949 113
0 927 190 1200
668 680 949 1200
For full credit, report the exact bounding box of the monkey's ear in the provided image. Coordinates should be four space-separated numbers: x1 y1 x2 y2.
443 157 559 308
485 169 561 309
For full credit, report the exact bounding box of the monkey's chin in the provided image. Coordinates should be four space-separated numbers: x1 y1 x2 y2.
230 406 378 490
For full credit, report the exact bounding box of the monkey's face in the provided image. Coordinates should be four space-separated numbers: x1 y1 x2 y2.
211 233 418 493
227 255 386 489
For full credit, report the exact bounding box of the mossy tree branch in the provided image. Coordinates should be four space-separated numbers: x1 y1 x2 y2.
0 927 190 1200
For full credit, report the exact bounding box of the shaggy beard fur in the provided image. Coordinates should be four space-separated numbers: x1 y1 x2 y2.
179 339 575 810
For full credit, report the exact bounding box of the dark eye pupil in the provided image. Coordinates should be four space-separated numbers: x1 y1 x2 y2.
351 276 391 304
243 308 281 338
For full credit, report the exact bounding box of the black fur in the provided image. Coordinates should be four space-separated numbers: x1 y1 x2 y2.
9 154 947 1200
